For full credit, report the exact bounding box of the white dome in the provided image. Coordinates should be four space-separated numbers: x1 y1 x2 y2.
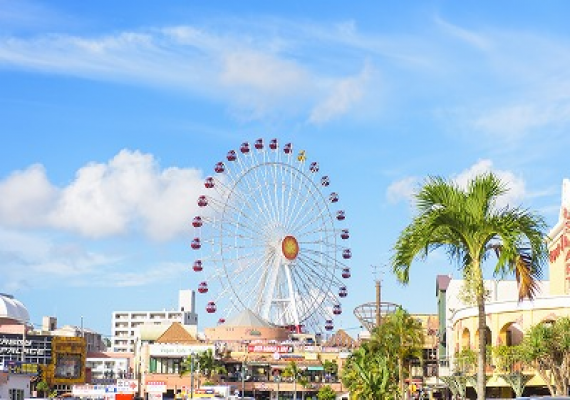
0 293 29 323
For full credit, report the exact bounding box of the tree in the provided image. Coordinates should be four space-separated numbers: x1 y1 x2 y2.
317 385 337 400
342 345 398 399
493 344 533 397
373 306 424 400
298 375 309 400
521 317 570 396
36 380 51 398
283 360 302 400
322 359 338 382
391 173 548 400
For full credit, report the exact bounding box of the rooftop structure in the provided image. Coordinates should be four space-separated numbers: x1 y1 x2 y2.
0 293 29 324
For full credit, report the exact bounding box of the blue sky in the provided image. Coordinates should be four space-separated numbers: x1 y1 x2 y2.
1 0 570 338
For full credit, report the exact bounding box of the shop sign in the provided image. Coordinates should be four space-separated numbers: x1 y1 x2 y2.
149 344 214 357
0 334 52 358
280 354 304 360
550 234 569 262
320 347 340 353
146 380 167 393
72 385 107 396
247 345 292 353
117 379 138 393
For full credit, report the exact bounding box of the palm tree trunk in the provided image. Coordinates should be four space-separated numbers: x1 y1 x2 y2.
476 293 487 400
399 358 405 400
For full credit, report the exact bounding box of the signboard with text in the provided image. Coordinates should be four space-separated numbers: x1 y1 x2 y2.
247 345 292 353
149 344 214 357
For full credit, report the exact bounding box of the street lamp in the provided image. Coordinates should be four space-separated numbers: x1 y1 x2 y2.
190 352 196 399
275 375 280 400
240 360 248 398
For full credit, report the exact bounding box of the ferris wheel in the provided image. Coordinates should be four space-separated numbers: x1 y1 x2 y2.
191 138 351 333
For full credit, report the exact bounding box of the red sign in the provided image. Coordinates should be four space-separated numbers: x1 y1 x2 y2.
248 345 292 353
550 235 569 262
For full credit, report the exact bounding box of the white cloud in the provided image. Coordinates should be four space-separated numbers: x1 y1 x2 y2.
386 176 419 204
453 159 526 209
309 64 371 124
435 16 491 51
0 227 189 292
387 160 526 209
0 164 58 227
0 150 204 241
472 100 570 140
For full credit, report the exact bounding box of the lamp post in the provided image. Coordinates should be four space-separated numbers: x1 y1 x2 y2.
190 352 195 399
240 360 248 398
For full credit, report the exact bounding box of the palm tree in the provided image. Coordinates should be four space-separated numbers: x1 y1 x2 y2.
391 173 548 400
283 360 302 399
373 306 424 399
322 359 338 382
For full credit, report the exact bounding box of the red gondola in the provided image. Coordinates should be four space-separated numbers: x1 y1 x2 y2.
284 143 293 154
325 320 334 331
191 238 201 250
342 249 352 259
204 177 214 189
340 229 349 240
198 196 208 207
193 260 203 272
269 139 278 150
227 150 237 161
329 192 339 203
255 138 264 150
321 176 330 186
206 301 217 313
214 162 225 173
336 210 345 221
333 305 342 315
240 142 250 154
192 216 203 228
309 162 319 173
218 318 226 324
198 281 208 293
342 268 351 279
339 286 348 298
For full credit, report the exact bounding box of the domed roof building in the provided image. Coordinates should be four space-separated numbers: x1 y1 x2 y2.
0 293 29 324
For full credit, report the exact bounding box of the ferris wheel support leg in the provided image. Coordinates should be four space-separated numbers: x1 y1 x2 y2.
284 263 301 329
261 255 280 321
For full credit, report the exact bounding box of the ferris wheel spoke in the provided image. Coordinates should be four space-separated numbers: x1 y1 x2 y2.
294 254 336 288
298 238 345 253
289 266 328 317
297 251 345 281
289 199 332 237
240 164 279 226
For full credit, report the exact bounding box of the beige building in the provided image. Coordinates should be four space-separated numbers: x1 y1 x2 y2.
436 178 570 396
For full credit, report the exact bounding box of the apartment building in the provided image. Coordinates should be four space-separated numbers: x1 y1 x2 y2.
111 290 198 352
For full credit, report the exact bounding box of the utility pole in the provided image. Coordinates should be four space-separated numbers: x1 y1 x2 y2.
371 265 384 329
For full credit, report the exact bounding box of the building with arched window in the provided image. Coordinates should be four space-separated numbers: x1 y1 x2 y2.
434 178 570 397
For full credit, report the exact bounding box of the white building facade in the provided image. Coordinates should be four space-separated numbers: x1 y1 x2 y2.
111 290 198 353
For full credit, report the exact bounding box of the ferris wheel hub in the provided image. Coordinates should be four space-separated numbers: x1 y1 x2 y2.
281 235 299 261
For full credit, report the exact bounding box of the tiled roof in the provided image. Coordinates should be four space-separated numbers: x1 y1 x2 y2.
323 329 355 347
155 322 200 344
